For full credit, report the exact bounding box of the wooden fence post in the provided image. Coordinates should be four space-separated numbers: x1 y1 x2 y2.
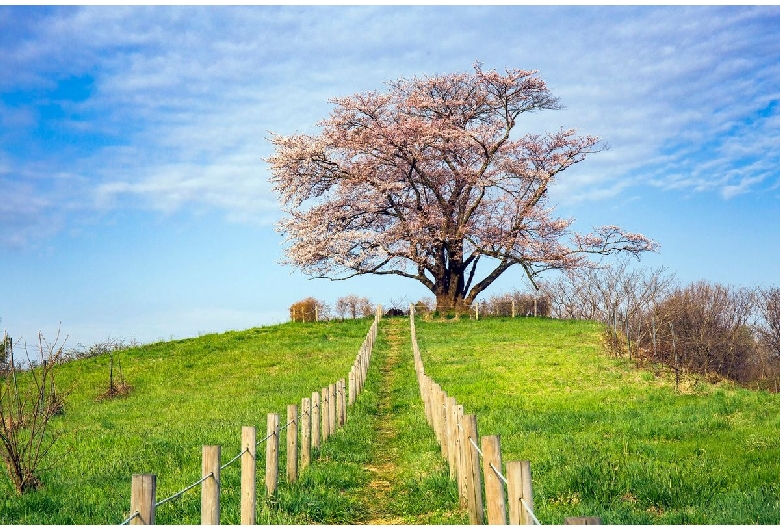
349 368 356 406
436 387 447 455
311 391 320 450
337 378 346 427
422 376 432 425
482 435 506 525
455 405 467 509
301 397 311 470
321 387 330 442
328 383 337 435
287 404 298 483
130 474 156 525
266 413 279 496
507 460 534 525
439 389 449 459
463 414 484 524
240 426 256 525
201 445 220 525
446 396 458 480
520 460 534 525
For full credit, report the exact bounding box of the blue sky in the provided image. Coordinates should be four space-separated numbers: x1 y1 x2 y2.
1 5 779 351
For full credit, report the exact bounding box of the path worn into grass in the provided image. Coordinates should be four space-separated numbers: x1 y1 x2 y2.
280 318 467 524
361 318 407 524
357 318 467 525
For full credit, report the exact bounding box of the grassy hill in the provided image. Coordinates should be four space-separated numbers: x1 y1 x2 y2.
0 319 372 524
2 316 779 524
416 317 780 524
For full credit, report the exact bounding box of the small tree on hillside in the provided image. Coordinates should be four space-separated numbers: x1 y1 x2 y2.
755 287 780 389
757 287 780 359
268 63 657 313
0 331 68 494
289 297 328 322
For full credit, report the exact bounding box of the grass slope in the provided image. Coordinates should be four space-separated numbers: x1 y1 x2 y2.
5 316 779 525
1 319 371 524
415 316 780 524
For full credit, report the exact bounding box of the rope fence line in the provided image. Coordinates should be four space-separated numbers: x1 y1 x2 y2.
155 472 214 508
119 511 139 525
522 498 542 525
220 448 248 471
469 435 484 457
409 303 600 526
119 308 382 525
250 408 308 451
490 462 508 485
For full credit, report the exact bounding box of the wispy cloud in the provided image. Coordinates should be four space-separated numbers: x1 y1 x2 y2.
1 5 779 249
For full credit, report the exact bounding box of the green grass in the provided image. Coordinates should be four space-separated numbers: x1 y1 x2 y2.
0 319 372 524
5 315 779 525
415 316 780 524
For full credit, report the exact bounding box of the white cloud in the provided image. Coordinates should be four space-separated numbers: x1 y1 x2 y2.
2 5 779 249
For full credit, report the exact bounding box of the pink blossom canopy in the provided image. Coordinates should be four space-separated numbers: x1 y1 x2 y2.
267 64 657 310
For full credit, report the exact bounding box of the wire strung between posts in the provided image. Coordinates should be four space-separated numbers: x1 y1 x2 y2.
521 498 541 525
469 436 484 457
489 464 542 525
119 510 140 525
255 429 275 448
155 472 214 508
220 447 248 471
253 410 302 450
489 462 508 485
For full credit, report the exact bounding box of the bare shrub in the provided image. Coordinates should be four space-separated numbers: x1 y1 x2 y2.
539 259 676 359
751 286 780 390
0 330 69 494
97 350 132 401
483 290 550 318
641 281 758 383
756 287 780 359
335 294 373 319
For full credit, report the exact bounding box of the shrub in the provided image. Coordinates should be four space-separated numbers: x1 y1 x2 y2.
289 297 328 322
0 331 69 494
639 281 758 383
482 290 551 318
335 295 373 319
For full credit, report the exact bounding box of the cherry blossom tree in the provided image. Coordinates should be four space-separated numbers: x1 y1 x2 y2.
268 64 657 312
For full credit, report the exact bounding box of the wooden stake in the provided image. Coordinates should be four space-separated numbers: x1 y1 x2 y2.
266 413 279 496
463 414 484 524
482 435 506 524
311 391 320 450
301 397 311 470
130 474 156 525
201 445 220 525
287 404 298 483
240 427 256 525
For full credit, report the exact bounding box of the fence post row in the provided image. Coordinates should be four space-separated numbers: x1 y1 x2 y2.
408 303 599 525
125 311 381 524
